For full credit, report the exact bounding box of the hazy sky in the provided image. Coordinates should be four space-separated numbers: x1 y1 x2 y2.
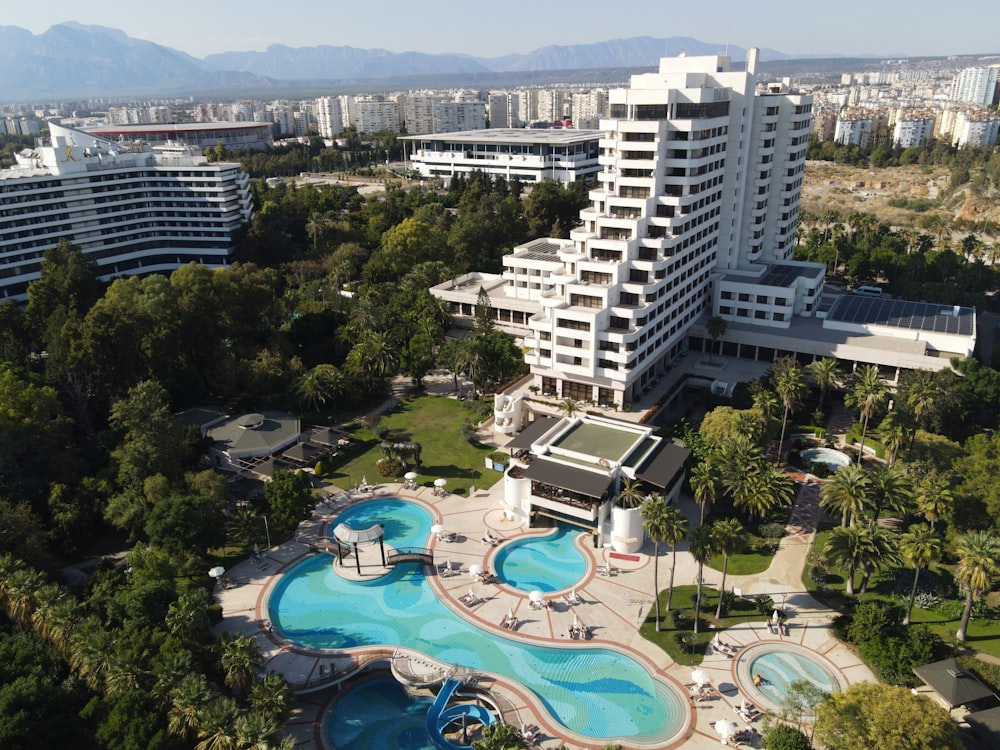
5 0 997 60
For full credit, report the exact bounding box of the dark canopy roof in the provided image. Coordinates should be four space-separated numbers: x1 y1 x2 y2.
635 442 690 489
522 458 613 499
965 706 1000 745
506 417 558 451
913 658 996 708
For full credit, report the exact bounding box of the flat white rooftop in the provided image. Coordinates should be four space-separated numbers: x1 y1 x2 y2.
402 128 601 145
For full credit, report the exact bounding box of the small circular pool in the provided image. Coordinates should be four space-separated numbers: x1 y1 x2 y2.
327 676 434 749
492 524 586 592
801 446 851 472
736 643 843 711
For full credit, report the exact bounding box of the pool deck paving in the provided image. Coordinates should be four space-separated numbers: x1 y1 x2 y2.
213 474 875 750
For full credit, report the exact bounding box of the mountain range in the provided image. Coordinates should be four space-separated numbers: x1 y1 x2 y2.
0 23 797 102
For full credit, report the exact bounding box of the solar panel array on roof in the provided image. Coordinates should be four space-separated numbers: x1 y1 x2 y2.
758 263 823 288
828 296 973 336
517 241 563 262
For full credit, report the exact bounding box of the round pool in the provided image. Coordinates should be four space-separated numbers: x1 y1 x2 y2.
736 643 843 711
270 499 688 744
801 446 851 472
327 676 435 750
492 524 586 592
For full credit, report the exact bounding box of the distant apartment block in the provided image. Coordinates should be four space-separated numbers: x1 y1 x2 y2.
950 66 1000 106
893 112 935 148
571 91 609 129
315 96 344 138
834 111 874 146
954 109 1000 148
0 124 252 302
488 93 521 129
353 99 400 134
403 128 601 185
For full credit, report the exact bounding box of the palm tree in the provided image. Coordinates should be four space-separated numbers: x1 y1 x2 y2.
878 407 915 467
220 632 262 695
471 721 527 749
688 525 717 636
661 506 689 613
899 524 942 626
559 398 580 418
226 505 263 549
70 616 117 692
345 330 397 388
954 530 1000 642
913 474 954 530
905 374 937 432
615 476 646 510
168 674 215 741
705 315 727 365
249 674 295 723
294 363 344 412
824 525 875 596
751 387 781 432
844 364 887 465
642 497 680 631
865 464 912 529
4 568 44 625
688 460 719 524
232 710 282 750
856 527 901 593
30 582 68 641
194 696 241 750
725 461 795 520
820 464 870 527
711 518 746 618
774 365 807 463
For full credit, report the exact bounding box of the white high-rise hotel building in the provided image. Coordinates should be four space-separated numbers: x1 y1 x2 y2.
436 50 816 407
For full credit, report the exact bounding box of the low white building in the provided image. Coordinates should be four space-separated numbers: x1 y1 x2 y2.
403 128 601 185
500 414 689 553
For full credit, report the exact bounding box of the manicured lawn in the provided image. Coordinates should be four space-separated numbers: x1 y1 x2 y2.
640 585 771 666
320 396 501 497
707 547 775 576
804 522 1000 659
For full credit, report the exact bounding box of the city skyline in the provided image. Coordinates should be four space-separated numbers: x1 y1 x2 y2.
4 0 999 61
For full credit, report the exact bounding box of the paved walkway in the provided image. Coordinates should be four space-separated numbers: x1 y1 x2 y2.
212 460 876 750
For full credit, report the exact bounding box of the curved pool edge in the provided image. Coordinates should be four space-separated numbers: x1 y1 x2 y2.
733 641 846 713
265 498 692 746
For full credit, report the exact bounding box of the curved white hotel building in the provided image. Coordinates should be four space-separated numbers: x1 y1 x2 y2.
0 123 253 301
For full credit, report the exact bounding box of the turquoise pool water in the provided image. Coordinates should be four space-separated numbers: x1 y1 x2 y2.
328 676 434 750
748 648 840 704
492 524 586 592
801 447 851 472
269 499 686 743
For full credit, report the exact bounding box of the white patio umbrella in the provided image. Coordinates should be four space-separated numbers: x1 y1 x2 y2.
404 471 418 481
529 590 545 604
443 559 452 573
467 587 477 600
691 669 711 686
431 524 445 535
252 543 260 555
208 566 226 579
361 475 367 486
572 613 581 630
772 609 780 623
434 478 447 488
469 564 484 578
740 697 750 713
714 719 737 743
507 607 514 622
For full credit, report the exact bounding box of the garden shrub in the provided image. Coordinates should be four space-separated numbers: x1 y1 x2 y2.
847 601 890 644
754 594 774 615
375 457 405 478
764 723 810 750
957 655 1000 694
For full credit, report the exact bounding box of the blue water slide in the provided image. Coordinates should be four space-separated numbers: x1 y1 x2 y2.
425 678 494 750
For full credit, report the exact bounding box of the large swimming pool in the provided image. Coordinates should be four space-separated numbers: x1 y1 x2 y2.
328 676 435 750
492 524 586 592
269 499 687 744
